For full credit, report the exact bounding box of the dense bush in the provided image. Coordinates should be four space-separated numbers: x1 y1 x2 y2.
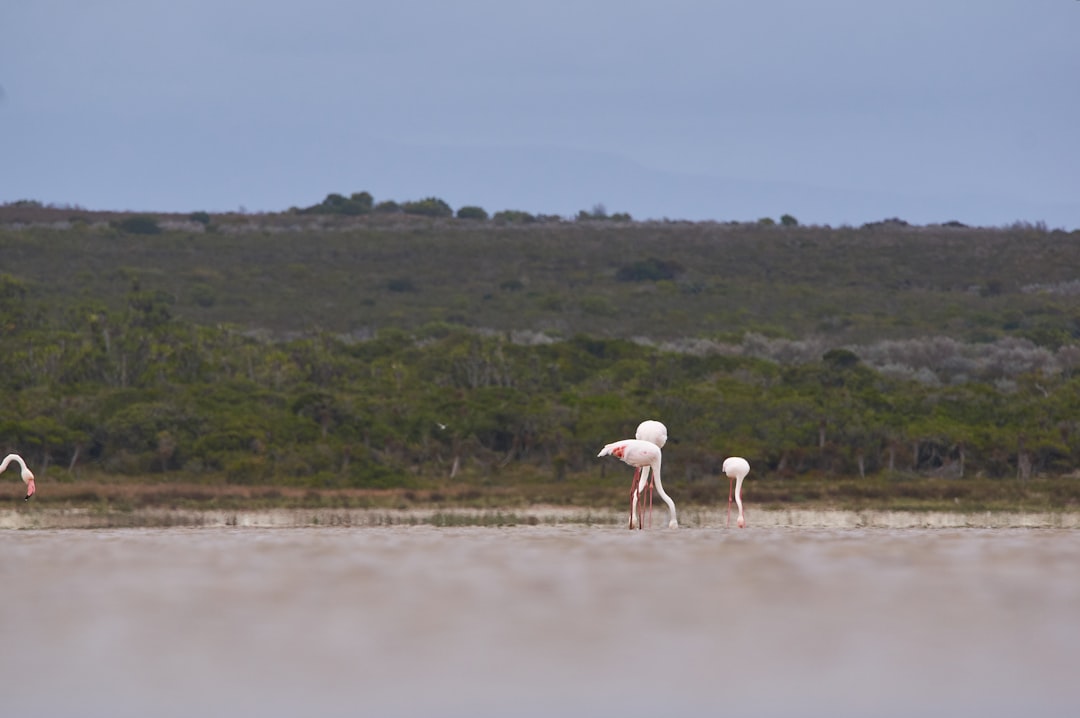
402 197 453 218
457 206 489 220
615 257 684 282
2 211 1079 496
492 209 536 223
2 290 1079 488
300 191 374 216
114 215 162 235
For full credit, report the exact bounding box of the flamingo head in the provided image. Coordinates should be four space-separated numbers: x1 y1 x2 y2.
24 472 35 501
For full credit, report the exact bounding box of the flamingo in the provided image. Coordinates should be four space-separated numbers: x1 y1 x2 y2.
1 453 36 501
631 420 668 527
723 457 750 528
597 438 678 529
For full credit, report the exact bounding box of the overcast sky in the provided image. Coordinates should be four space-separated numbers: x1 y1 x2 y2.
2 1 1078 227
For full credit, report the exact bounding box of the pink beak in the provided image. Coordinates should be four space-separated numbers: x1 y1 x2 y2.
25 478 35 501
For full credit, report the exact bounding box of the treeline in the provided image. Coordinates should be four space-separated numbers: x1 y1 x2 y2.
291 191 631 224
2 281 1078 490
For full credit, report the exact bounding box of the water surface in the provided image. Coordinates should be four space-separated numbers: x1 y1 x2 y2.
2 526 1077 717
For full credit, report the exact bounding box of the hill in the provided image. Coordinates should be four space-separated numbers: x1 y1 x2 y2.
3 204 1078 348
2 203 1079 513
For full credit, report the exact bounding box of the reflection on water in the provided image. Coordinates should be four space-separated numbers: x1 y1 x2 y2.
2 526 1077 717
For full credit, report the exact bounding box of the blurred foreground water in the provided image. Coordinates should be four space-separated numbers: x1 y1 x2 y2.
2 526 1077 717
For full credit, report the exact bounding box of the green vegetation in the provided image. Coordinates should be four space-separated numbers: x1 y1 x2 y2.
2 201 1079 511
113 214 162 235
456 206 489 221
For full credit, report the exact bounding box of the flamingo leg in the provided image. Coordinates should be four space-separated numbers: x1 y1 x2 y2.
638 466 652 530
646 475 654 529
727 475 733 528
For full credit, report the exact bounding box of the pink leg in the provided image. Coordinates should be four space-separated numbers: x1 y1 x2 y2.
726 475 733 528
645 476 654 528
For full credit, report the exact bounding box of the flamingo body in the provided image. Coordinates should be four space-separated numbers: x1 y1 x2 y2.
631 420 669 527
723 456 750 528
598 438 678 529
635 420 668 448
1 453 36 501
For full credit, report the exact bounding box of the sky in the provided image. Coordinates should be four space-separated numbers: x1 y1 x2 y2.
2 0 1078 228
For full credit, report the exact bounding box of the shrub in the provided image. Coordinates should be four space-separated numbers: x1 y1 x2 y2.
189 211 212 225
615 257 684 282
456 205 489 220
344 192 374 215
780 214 799 227
299 191 374 215
493 209 536 224
114 215 162 235
402 197 453 218
374 200 402 214
387 278 417 292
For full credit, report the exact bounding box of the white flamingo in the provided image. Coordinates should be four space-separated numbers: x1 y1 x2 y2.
597 438 678 529
723 457 751 528
631 420 668 528
1 453 36 501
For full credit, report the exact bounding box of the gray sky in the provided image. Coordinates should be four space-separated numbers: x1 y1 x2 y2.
2 1 1078 227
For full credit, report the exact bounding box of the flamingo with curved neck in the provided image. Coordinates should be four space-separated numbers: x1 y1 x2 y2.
630 419 668 528
1 453 36 501
598 438 678 529
723 457 750 528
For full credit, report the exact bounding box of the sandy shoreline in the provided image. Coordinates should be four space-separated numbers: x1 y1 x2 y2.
2 506 1079 529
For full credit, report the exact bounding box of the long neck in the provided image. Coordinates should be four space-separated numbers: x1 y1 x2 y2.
735 474 745 516
0 454 23 473
651 463 678 518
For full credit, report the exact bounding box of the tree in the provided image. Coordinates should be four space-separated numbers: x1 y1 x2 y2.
493 209 536 224
402 197 453 218
300 191 374 215
456 206 488 220
114 215 161 235
615 257 684 282
0 273 29 334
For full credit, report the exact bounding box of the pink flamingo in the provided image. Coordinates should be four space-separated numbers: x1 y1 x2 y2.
597 437 678 529
631 420 668 527
1 453 36 501
723 457 751 528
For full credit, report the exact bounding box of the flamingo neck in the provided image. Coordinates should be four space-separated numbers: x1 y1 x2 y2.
1 454 26 474
735 474 745 516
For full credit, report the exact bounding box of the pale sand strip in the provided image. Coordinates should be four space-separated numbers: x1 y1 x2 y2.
2 506 1079 529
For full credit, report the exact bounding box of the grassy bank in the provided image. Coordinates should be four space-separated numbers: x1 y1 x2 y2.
5 471 1078 515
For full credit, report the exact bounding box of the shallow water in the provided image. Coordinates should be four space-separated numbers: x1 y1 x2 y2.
2 526 1077 717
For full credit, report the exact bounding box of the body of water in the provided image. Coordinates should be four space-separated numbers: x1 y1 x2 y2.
2 525 1077 717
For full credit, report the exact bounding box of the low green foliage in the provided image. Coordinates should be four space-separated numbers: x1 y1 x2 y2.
2 207 1079 508
113 215 161 235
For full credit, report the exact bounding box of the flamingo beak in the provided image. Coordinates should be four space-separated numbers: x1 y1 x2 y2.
25 478 35 501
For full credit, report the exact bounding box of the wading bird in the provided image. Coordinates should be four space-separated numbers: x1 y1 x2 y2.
631 420 668 527
597 438 678 529
723 457 751 528
1 453 36 501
